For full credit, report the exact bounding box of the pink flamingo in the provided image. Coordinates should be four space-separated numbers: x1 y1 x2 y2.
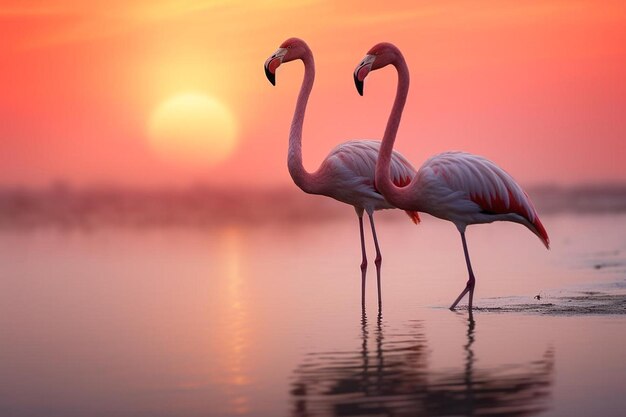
353 43 550 310
264 38 420 308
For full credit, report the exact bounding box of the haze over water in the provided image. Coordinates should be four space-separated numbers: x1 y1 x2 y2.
1 188 625 416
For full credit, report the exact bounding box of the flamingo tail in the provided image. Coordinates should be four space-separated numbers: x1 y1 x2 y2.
405 210 420 225
530 216 550 249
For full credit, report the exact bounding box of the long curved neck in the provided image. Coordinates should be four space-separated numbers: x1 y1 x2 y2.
287 50 319 194
375 56 413 208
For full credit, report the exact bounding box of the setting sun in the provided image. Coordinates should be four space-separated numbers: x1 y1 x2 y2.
147 92 237 167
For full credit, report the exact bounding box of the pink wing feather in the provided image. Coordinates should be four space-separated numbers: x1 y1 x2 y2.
425 152 548 247
327 140 420 223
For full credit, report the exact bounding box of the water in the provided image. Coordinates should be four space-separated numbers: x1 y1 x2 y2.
1 212 625 416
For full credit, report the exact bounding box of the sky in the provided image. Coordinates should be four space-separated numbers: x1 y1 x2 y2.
1 0 625 187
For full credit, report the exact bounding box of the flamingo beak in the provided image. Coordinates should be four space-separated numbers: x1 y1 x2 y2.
265 65 276 86
264 48 287 86
353 55 375 96
354 73 364 96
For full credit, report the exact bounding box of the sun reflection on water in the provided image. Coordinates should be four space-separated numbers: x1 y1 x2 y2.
217 227 252 414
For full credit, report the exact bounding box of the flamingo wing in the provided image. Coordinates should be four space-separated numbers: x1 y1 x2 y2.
423 152 548 246
326 140 420 223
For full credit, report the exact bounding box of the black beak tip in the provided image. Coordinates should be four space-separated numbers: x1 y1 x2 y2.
354 73 364 96
265 66 276 86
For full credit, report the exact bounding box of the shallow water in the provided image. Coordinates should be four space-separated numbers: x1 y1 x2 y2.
1 212 625 416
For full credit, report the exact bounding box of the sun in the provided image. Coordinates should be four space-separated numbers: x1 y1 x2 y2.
148 92 237 166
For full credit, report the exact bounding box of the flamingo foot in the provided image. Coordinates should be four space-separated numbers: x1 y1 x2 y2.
449 276 476 311
375 255 382 311
361 266 366 308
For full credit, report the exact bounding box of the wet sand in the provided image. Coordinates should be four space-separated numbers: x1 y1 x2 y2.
475 292 626 315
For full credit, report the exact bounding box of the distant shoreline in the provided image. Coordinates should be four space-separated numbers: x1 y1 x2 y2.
1 184 625 229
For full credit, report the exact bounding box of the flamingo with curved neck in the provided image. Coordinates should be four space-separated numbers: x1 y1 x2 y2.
354 42 549 311
264 38 420 309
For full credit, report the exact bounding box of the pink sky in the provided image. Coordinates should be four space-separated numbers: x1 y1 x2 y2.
1 0 625 187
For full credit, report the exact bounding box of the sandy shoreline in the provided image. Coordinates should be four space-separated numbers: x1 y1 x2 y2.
474 291 626 315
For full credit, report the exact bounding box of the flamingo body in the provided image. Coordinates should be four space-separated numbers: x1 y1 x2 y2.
316 139 418 220
410 151 548 247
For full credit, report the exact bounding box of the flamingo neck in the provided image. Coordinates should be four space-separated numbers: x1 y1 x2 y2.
287 50 319 194
375 56 412 208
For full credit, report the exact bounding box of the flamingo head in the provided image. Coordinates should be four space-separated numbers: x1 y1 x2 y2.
354 42 401 96
264 38 310 86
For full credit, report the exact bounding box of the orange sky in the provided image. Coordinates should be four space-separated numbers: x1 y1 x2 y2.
1 0 625 187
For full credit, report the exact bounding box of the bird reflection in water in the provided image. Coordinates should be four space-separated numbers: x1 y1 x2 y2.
290 312 554 416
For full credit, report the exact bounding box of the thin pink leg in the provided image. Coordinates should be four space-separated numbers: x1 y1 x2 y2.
450 232 476 311
368 213 383 311
358 214 367 307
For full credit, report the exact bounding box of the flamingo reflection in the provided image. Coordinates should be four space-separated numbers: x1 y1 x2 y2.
290 313 553 416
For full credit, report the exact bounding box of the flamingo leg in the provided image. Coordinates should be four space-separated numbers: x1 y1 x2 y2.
450 232 476 311
367 213 383 310
358 214 367 307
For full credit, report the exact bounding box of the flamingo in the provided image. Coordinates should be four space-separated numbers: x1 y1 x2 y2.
353 43 549 310
264 38 420 308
